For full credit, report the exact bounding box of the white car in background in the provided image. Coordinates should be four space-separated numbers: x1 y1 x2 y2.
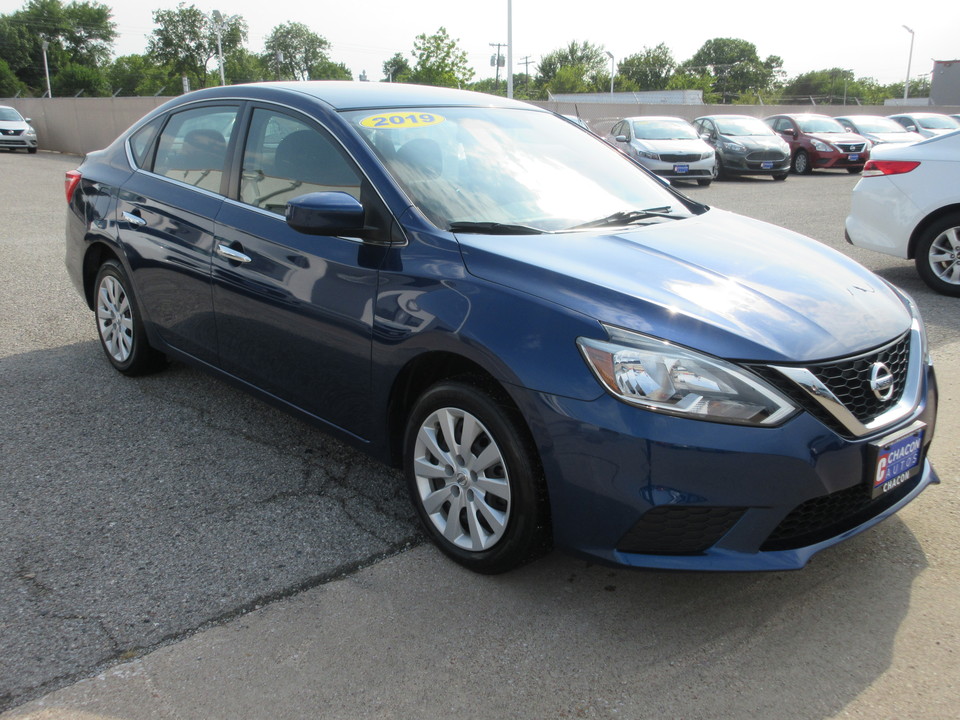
0 105 38 153
835 115 924 147
607 116 716 186
887 112 959 139
845 130 960 296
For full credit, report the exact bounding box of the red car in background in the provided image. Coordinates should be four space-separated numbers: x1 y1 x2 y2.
765 113 870 174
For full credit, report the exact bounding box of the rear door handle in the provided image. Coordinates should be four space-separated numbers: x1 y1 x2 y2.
216 243 252 264
121 211 146 227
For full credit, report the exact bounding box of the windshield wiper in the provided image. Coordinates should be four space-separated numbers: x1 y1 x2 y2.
448 221 544 235
570 207 684 230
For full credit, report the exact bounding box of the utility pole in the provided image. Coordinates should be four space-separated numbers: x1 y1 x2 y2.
489 42 505 93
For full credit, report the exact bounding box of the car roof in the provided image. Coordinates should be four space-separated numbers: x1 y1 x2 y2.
182 81 533 112
624 115 691 122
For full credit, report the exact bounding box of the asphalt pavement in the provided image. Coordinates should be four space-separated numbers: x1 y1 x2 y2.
1 152 958 719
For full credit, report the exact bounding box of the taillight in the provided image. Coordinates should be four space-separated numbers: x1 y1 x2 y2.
861 160 921 177
65 170 82 203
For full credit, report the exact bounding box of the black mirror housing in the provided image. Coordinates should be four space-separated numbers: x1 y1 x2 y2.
286 192 364 235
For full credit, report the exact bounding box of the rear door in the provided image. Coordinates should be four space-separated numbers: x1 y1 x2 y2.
117 103 242 364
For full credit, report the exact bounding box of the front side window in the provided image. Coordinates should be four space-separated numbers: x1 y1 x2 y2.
346 107 692 233
152 105 239 193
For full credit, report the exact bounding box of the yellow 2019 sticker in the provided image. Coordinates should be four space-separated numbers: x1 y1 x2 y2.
360 112 445 129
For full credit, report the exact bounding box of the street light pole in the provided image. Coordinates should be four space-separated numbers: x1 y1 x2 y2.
605 51 614 95
902 25 914 102
41 40 52 98
506 0 513 99
212 10 226 86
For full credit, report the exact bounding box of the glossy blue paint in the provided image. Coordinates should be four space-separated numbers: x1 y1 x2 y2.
65 82 940 572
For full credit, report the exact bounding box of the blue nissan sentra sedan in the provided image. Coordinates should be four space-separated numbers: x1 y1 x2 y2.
65 82 938 574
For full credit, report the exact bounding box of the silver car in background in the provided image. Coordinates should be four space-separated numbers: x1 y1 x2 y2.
607 116 716 186
0 105 38 153
836 115 924 147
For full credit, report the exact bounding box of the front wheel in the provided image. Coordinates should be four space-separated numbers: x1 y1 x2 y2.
847 166 863 174
792 150 811 174
914 213 960 296
772 172 788 181
94 260 166 375
404 379 549 574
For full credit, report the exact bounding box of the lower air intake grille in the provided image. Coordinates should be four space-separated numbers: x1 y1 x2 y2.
617 506 746 555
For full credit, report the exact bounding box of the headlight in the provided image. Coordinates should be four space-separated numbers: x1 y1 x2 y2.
24 127 36 137
779 141 791 154
701 151 714 160
722 141 746 153
811 139 832 152
638 150 660 160
577 326 797 426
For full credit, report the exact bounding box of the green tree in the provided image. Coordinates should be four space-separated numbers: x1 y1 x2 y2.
618 43 676 90
147 3 247 90
225 47 267 84
408 27 474 88
107 54 178 96
0 0 115 94
682 38 782 103
52 61 108 96
536 40 607 96
0 57 27 96
382 52 410 82
310 58 352 80
263 22 329 81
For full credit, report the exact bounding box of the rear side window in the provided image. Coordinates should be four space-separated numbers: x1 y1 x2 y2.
152 105 240 193
128 116 163 168
239 107 362 215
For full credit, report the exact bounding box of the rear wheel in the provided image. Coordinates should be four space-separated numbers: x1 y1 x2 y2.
792 150 811 174
94 260 166 375
914 213 960 296
404 379 549 574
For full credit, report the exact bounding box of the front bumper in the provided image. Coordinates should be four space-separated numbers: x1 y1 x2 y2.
525 362 938 570
813 149 868 169
638 156 714 182
721 151 790 175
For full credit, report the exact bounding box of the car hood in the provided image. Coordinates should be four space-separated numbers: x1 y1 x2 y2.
632 138 708 154
723 134 784 151
808 132 866 145
0 120 28 131
456 209 910 363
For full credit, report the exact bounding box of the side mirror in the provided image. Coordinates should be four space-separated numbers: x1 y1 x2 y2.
905 125 918 133
700 132 713 142
615 135 628 143
286 192 364 235
24 117 32 123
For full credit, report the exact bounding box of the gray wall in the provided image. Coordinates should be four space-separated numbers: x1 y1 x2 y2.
3 95 958 156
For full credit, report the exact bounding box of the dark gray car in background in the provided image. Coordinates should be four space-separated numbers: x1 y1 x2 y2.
693 114 791 180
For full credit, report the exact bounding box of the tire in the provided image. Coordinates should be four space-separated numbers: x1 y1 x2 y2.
792 150 811 174
772 172 788 181
697 178 712 187
94 260 166 375
27 147 37 154
846 166 862 174
914 213 960 297
404 379 549 574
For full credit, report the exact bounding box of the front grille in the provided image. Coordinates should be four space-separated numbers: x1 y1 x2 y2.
761 473 921 551
751 333 912 436
659 153 701 163
746 150 787 162
617 506 746 555
836 142 866 153
0 129 23 136
808 334 910 422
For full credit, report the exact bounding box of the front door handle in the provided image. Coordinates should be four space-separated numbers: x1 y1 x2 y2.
216 243 252 264
121 211 147 227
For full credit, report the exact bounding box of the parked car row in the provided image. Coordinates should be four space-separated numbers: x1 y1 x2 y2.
604 111 959 183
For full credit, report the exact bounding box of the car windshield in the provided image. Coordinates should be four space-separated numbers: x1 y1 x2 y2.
844 117 908 133
714 117 772 136
0 108 23 122
346 106 692 233
917 115 960 129
795 116 845 133
631 119 698 140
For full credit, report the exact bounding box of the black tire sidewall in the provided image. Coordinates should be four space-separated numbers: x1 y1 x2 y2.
403 380 547 574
